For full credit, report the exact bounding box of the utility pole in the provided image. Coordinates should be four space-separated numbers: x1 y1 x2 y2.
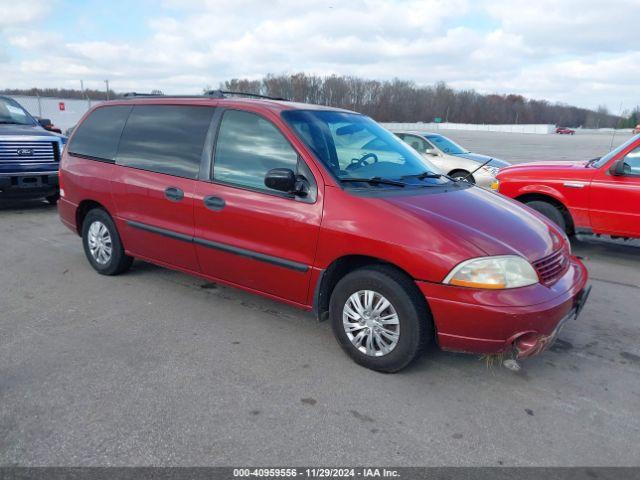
105 79 110 100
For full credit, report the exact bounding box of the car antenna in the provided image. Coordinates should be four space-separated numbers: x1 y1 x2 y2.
609 101 625 151
460 158 493 183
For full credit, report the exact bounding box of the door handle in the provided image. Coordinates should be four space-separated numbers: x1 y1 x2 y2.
164 187 184 201
203 195 226 211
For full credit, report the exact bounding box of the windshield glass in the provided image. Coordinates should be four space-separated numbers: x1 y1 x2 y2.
282 110 444 185
0 98 35 125
592 134 640 168
425 134 469 154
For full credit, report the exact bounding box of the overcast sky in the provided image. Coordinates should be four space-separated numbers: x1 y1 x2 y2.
1 0 638 111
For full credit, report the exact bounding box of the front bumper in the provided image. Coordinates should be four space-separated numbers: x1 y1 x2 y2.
512 285 591 357
418 257 589 357
0 171 59 199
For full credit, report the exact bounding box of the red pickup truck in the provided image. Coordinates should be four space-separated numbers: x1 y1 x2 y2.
496 134 640 239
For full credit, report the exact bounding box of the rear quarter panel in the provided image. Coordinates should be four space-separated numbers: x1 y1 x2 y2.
59 154 119 231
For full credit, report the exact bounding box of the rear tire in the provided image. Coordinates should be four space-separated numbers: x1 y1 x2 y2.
525 200 567 232
81 208 133 275
329 265 432 373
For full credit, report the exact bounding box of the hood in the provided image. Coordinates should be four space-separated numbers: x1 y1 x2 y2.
502 160 587 170
0 123 62 138
453 152 510 168
499 160 588 176
384 186 563 262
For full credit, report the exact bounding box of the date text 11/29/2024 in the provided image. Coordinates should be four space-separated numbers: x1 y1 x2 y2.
233 468 399 477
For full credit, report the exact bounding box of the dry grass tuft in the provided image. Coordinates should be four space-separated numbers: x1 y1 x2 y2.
480 352 506 369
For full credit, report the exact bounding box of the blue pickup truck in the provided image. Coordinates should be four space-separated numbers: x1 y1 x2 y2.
0 95 66 203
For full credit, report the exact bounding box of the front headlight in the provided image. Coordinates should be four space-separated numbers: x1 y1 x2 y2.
443 255 538 289
480 165 500 177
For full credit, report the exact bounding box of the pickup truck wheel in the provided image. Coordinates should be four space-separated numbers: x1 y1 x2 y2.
329 265 432 373
525 200 567 232
81 209 133 275
46 193 60 205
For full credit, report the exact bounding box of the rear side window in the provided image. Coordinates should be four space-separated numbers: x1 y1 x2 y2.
68 106 132 162
398 134 431 154
117 105 214 179
213 110 298 191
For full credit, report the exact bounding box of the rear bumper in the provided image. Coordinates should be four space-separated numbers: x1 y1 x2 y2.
58 197 79 233
0 171 59 199
418 257 589 356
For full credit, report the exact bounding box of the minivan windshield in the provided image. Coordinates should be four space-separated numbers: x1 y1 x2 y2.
282 110 445 186
425 134 469 154
0 97 35 126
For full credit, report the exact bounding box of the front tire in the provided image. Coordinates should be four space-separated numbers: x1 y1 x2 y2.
449 170 475 183
525 200 567 232
81 208 133 275
330 265 432 373
46 193 60 205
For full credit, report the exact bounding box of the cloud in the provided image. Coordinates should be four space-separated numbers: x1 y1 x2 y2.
0 0 51 27
0 0 638 110
484 0 640 54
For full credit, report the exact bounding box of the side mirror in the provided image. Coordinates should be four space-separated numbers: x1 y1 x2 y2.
609 159 626 176
38 118 52 127
265 168 310 197
265 168 296 192
424 148 438 156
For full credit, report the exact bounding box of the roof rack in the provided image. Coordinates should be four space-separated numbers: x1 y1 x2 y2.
205 90 289 101
120 90 289 101
122 92 165 98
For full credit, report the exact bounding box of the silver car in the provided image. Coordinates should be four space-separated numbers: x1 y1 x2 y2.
394 131 510 189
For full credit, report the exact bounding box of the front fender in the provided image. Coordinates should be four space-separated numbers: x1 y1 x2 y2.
516 183 570 205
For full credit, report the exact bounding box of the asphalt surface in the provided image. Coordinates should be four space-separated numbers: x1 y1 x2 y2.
437 130 636 164
1 132 640 466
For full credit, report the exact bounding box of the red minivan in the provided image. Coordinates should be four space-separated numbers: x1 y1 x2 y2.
59 93 590 372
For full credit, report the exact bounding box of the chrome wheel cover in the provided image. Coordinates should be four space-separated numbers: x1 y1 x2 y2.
87 220 112 265
342 290 400 357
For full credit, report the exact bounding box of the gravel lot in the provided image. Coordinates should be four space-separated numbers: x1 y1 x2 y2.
1 132 639 467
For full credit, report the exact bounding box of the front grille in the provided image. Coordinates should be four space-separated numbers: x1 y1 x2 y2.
0 141 57 163
533 248 570 285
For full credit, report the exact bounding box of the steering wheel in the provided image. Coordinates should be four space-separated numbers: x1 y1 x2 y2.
347 152 379 170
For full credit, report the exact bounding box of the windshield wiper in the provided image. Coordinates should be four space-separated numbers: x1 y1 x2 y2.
585 157 600 167
339 177 406 187
0 121 22 125
401 171 444 180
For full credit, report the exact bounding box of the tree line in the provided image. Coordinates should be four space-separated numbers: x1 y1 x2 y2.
1 87 117 101
4 74 637 128
218 74 627 128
